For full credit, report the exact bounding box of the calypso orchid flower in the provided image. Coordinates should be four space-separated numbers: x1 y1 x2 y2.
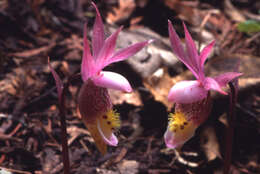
77 2 152 154
164 20 242 149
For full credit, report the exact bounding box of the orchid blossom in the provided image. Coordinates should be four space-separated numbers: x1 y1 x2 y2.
77 2 152 154
164 20 242 149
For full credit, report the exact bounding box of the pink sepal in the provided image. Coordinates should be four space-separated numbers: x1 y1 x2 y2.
204 77 227 95
81 23 95 81
168 80 208 104
96 26 123 69
91 2 104 58
183 22 200 77
103 40 153 68
94 71 132 93
168 20 199 80
48 57 64 102
214 72 242 88
199 40 215 70
168 20 187 66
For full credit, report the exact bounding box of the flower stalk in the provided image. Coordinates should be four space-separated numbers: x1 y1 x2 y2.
58 86 70 174
48 57 70 174
223 81 238 174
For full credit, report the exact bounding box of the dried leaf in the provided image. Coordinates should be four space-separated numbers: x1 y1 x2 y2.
205 54 260 90
143 68 190 110
106 0 136 24
9 43 55 58
224 0 246 22
109 90 142 106
200 125 221 161
163 0 201 26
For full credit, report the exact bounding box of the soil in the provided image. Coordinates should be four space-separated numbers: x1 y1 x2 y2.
0 0 260 174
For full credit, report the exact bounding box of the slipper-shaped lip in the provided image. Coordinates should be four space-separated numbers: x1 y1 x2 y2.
168 80 208 104
93 71 132 93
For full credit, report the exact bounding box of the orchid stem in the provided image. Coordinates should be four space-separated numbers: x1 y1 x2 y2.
48 57 70 174
59 87 70 174
57 74 80 174
223 82 237 174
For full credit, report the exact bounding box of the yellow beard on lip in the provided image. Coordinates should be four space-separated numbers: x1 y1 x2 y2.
80 109 120 155
167 112 197 147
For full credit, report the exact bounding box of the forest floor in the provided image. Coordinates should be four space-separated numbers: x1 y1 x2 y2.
0 0 260 174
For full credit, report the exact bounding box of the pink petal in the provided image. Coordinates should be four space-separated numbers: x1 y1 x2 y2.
213 72 242 88
183 22 201 78
97 119 118 146
168 20 199 80
164 126 195 149
199 40 215 70
204 77 227 95
48 57 64 101
96 26 123 69
168 80 208 104
93 71 132 93
81 23 95 81
103 40 153 67
92 2 105 58
168 20 187 63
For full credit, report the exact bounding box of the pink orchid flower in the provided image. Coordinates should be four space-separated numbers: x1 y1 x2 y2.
77 2 152 154
164 20 242 149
